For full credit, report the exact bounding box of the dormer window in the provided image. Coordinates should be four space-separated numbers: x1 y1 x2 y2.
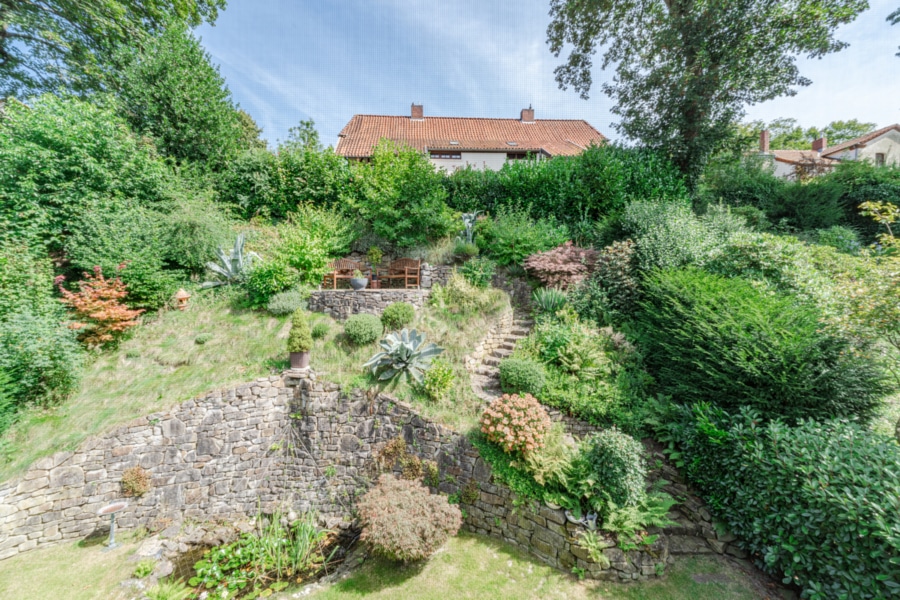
506 141 518 146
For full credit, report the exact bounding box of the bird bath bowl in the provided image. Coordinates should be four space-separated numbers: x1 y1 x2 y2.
97 501 128 551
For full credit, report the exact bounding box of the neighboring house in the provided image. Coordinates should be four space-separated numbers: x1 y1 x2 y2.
759 124 900 180
335 104 606 171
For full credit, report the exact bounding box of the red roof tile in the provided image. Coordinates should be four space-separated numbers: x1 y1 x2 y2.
821 124 900 157
771 150 838 166
335 114 605 158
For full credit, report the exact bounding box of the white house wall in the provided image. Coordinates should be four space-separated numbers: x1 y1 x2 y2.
430 151 516 172
827 130 900 165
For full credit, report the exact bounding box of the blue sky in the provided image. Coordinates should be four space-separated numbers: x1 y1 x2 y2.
197 0 900 149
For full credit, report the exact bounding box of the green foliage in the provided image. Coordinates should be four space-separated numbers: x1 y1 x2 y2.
0 1 224 97
269 206 355 287
458 257 496 289
621 201 723 270
428 272 505 316
574 429 647 509
132 558 155 578
498 358 546 397
145 578 193 600
349 141 456 248
420 359 455 402
452 240 480 260
655 404 900 600
159 198 234 273
547 0 869 182
444 145 689 224
0 241 60 321
194 333 212 345
603 492 677 548
469 433 546 502
568 239 639 326
116 23 245 169
531 288 567 317
311 322 329 340
828 160 900 237
245 262 301 309
0 369 18 436
266 288 309 316
363 329 444 385
475 206 569 267
190 511 333 599
381 302 416 331
357 474 462 563
635 268 887 423
522 423 575 488
0 95 175 254
288 310 313 354
201 234 259 290
343 314 383 346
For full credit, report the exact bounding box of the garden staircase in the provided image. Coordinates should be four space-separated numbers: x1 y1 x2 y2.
470 311 533 403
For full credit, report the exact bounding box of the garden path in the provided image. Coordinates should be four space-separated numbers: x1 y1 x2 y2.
470 310 533 402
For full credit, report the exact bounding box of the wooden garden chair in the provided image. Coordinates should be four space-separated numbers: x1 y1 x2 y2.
322 259 363 289
378 258 420 289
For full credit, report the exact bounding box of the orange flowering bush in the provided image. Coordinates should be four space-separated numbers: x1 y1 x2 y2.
57 264 145 347
480 393 551 456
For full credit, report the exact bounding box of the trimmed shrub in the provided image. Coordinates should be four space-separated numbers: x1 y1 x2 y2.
635 268 887 423
657 404 900 600
344 314 383 346
498 358 546 396
311 322 329 340
575 429 646 509
287 310 313 353
357 474 462 563
524 242 598 289
266 288 309 316
458 256 496 288
381 302 415 331
480 393 551 455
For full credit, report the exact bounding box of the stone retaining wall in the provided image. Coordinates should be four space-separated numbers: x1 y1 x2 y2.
307 289 429 320
420 263 453 289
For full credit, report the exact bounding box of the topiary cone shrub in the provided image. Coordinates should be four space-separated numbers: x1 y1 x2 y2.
357 474 462 563
287 309 313 368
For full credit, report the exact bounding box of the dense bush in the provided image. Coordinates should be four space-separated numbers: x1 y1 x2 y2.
480 393 552 455
569 239 640 326
266 288 309 316
357 474 462 563
499 358 547 397
656 404 900 599
245 261 301 309
458 256 496 289
635 268 887 422
816 225 861 254
349 141 456 248
574 429 646 509
420 359 455 402
621 201 723 271
381 302 416 331
524 242 598 289
444 144 689 224
475 206 569 266
159 198 234 273
0 95 176 254
828 160 900 237
343 314 383 346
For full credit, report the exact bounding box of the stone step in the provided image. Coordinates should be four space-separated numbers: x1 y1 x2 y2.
475 367 498 378
490 348 514 359
497 341 516 351
483 356 501 367
509 328 531 337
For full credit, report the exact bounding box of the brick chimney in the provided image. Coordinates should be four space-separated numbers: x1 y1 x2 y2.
520 106 535 123
411 103 424 120
759 130 770 153
812 136 827 154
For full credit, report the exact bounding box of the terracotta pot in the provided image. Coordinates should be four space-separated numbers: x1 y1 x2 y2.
289 351 310 369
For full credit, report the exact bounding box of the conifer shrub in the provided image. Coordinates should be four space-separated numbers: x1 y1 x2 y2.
498 358 546 397
287 310 312 353
357 474 462 563
381 302 415 331
343 314 383 346
480 393 551 456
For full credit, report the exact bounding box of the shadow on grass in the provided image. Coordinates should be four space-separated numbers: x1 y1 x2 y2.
328 554 427 596
76 527 109 548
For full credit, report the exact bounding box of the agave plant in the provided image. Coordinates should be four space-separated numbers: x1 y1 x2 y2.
200 234 259 288
532 287 567 316
457 211 481 245
363 329 444 385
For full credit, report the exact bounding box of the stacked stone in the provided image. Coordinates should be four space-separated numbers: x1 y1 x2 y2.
464 310 514 372
419 263 454 289
307 290 429 320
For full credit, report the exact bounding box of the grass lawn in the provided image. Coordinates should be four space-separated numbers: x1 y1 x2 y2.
301 533 767 600
0 289 292 481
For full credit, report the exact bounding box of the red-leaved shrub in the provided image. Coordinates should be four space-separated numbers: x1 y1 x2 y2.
357 474 462 563
480 393 551 455
57 264 144 347
524 241 598 289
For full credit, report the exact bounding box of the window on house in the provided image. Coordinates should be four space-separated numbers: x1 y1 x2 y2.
430 151 461 159
875 153 886 167
507 152 535 160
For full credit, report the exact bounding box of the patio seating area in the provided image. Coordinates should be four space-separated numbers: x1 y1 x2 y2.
322 257 421 290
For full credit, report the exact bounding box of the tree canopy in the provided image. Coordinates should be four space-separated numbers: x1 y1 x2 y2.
547 0 869 182
0 0 225 97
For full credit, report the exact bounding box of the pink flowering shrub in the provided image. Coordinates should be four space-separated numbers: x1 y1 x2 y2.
480 393 551 455
524 241 599 289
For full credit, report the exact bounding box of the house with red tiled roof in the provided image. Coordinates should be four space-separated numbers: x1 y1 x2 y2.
335 104 606 171
759 124 900 180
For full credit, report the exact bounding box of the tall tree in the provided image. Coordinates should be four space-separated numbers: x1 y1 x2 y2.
890 7 900 56
547 0 869 183
283 119 322 151
823 119 877 145
116 22 244 170
0 0 225 97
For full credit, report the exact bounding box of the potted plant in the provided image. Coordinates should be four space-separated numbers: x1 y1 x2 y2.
367 246 383 289
350 269 369 290
287 309 312 368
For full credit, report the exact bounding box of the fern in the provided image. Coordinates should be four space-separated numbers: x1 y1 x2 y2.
603 491 677 550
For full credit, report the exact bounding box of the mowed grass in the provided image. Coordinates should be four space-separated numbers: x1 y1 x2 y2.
302 533 766 600
0 289 291 480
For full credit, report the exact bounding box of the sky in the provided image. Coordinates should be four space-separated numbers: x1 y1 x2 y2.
196 0 900 149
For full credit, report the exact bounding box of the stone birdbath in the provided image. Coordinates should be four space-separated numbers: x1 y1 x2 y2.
97 501 128 551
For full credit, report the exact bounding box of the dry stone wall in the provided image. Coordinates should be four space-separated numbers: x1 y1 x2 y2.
420 263 453 288
307 289 429 320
